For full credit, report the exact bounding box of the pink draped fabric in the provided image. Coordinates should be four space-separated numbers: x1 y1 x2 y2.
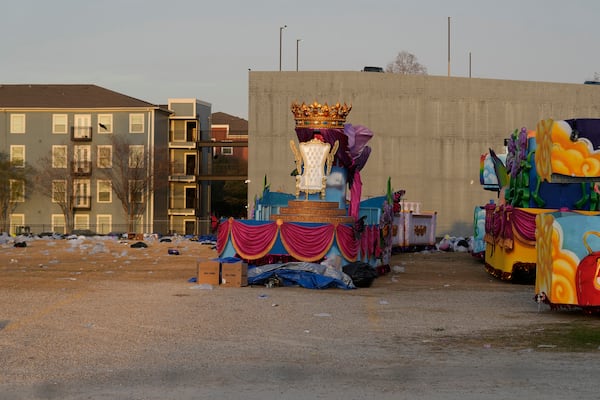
218 219 361 262
280 223 335 261
374 226 382 258
511 207 537 242
484 204 537 247
230 220 279 259
368 226 377 257
350 170 362 219
336 224 358 261
360 225 369 258
216 218 231 254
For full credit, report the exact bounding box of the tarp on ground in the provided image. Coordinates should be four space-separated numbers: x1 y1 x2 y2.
248 262 355 289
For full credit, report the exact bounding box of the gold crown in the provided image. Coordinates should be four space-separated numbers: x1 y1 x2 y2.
291 101 352 129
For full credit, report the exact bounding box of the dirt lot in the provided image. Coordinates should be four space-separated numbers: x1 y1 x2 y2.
1 236 600 400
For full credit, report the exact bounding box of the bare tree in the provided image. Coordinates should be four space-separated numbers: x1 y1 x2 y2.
385 51 428 75
96 135 168 233
0 152 34 233
34 145 78 233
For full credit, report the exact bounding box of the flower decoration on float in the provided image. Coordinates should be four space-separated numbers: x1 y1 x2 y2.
291 101 352 129
392 189 406 214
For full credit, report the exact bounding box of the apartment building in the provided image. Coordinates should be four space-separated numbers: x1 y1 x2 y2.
208 112 248 219
167 98 211 235
0 84 211 236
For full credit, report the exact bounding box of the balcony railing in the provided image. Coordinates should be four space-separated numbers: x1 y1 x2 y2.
71 126 92 141
71 161 92 176
169 128 198 148
168 208 197 216
169 163 196 182
72 195 92 210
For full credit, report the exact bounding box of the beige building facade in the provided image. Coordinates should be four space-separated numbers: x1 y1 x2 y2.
248 71 600 236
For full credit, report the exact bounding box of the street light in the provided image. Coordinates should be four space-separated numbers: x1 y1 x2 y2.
279 25 287 71
296 39 302 71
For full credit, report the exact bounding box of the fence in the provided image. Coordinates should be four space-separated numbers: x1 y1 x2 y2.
11 217 213 237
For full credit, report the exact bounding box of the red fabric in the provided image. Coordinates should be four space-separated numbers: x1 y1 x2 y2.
368 226 376 257
216 218 232 254
350 170 362 219
218 219 361 262
374 226 382 258
280 223 335 262
336 224 358 261
484 204 537 246
360 226 369 259
511 207 537 242
230 220 279 260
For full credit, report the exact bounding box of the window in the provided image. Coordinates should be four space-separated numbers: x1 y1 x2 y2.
53 114 68 134
185 186 196 208
97 145 112 168
97 180 112 203
129 113 144 133
171 120 186 141
73 145 91 173
129 180 144 203
10 114 25 134
10 179 25 202
74 179 91 208
221 147 233 156
73 114 92 139
129 145 145 168
52 146 67 168
74 214 90 230
10 214 25 236
96 215 112 234
10 145 25 167
97 114 113 133
52 180 66 203
52 214 66 234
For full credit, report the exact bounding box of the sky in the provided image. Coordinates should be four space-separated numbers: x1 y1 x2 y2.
2 0 600 119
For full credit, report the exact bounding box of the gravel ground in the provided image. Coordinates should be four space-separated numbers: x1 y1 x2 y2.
1 237 600 399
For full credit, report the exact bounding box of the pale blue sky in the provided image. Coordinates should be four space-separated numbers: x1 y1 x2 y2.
2 0 599 119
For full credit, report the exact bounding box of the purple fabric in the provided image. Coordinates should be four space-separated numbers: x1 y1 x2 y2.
353 146 371 172
484 204 537 244
511 207 537 242
345 124 374 160
295 124 373 214
295 127 353 168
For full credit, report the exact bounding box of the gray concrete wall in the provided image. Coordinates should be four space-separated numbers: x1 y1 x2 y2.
248 71 600 236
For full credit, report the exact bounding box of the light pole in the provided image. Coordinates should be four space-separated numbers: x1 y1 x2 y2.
296 39 302 71
279 25 287 71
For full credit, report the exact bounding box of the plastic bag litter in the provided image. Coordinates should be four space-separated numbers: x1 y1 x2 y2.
190 284 213 290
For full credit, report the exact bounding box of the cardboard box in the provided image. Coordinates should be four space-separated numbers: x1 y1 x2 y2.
197 260 221 286
221 261 248 287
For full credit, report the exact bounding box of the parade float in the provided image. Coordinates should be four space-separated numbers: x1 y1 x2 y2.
215 101 391 288
479 119 600 287
361 190 437 252
534 119 600 310
475 119 600 310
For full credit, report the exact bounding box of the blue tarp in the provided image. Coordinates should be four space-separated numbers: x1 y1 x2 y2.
248 262 355 290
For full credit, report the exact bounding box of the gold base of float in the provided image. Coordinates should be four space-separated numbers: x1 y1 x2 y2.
271 200 355 224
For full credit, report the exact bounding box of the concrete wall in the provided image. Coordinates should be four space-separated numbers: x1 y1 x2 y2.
248 71 600 236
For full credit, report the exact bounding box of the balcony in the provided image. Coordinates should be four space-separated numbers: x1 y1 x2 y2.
71 161 92 176
169 128 198 149
72 195 92 210
71 126 92 141
168 208 197 216
169 163 196 182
